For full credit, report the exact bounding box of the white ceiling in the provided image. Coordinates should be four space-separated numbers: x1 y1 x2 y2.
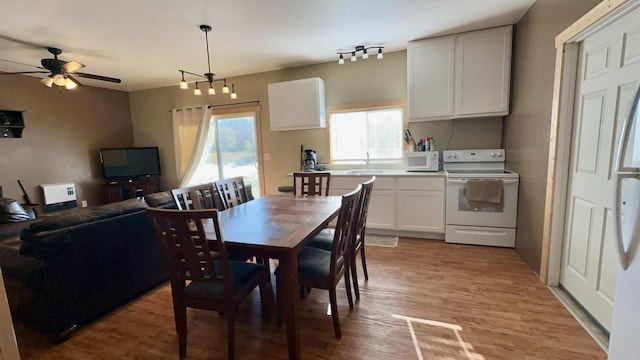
0 0 535 92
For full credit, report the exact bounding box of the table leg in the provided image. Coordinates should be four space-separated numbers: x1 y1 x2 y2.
280 252 300 359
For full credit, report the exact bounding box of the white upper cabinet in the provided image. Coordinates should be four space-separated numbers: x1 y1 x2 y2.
408 26 512 121
268 77 326 131
407 37 455 119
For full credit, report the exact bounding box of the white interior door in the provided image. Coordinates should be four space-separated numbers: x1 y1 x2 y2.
561 6 640 331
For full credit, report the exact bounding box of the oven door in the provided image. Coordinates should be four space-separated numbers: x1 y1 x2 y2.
445 177 518 228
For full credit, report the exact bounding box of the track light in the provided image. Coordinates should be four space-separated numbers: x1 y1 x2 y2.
337 45 384 65
177 24 238 99
230 84 237 99
179 71 189 89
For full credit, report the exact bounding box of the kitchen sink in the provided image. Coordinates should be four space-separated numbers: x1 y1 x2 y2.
344 170 385 175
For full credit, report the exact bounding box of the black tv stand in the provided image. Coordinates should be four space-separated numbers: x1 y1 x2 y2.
103 178 159 203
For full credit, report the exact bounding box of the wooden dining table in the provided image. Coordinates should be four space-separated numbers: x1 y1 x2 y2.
215 195 343 359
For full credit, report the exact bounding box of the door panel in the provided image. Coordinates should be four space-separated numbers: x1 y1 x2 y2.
576 92 606 173
561 7 640 331
566 197 594 276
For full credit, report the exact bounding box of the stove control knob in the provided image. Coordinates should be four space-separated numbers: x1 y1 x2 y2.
452 154 457 159
497 152 503 157
490 152 496 157
446 154 451 159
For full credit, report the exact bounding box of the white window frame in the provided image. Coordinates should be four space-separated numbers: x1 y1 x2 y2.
327 100 407 165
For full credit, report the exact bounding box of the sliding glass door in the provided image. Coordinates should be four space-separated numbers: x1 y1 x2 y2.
186 107 263 197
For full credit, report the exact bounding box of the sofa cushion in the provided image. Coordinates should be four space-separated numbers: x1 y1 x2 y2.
0 220 35 242
0 198 30 224
144 191 175 208
20 198 148 242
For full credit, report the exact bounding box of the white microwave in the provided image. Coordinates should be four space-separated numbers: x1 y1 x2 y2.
404 151 439 171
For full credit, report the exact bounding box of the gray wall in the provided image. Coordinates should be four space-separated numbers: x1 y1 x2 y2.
0 75 133 211
504 0 600 274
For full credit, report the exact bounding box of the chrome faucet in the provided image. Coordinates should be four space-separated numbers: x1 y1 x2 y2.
366 152 370 170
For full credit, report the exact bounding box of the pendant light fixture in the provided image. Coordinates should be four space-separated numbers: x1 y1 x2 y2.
337 45 384 65
178 24 238 99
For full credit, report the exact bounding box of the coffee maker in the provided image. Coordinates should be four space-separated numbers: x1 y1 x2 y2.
302 149 317 172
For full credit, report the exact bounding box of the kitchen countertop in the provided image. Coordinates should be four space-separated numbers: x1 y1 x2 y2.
288 170 445 177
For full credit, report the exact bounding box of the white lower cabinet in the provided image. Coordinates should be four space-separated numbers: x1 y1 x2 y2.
397 191 444 233
396 177 445 233
330 175 444 236
367 190 396 229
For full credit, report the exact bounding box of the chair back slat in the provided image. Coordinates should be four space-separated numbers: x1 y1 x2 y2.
330 185 361 275
293 172 331 196
214 176 247 209
147 208 229 287
355 177 375 243
171 184 224 210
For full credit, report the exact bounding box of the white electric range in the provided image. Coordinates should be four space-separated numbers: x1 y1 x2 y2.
443 149 519 247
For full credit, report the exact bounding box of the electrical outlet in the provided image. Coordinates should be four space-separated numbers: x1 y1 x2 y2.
81 200 88 208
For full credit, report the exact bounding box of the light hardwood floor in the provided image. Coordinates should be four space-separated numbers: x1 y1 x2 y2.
14 238 606 359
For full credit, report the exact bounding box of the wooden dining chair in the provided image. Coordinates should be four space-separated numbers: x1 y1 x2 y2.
215 177 248 209
146 208 272 360
293 172 331 196
276 185 361 339
171 184 225 210
305 177 375 300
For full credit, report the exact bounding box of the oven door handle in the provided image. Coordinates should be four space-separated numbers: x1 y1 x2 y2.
446 178 519 185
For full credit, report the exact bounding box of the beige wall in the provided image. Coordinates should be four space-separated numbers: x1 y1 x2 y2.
130 51 502 194
0 75 133 210
504 0 600 274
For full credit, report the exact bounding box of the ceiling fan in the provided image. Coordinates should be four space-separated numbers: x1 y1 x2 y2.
0 47 121 89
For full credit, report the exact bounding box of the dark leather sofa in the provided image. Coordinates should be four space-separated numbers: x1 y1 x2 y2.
0 192 175 340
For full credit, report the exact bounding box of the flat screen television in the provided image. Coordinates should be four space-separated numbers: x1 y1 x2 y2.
99 147 161 179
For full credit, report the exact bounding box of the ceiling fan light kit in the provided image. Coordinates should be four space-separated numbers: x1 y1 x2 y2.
0 47 122 90
0 46 121 90
178 24 238 99
337 45 384 65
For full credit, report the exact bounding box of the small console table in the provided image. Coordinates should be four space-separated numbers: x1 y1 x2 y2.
103 178 159 203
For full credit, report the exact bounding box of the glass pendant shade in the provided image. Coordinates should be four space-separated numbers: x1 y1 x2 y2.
230 84 237 99
222 84 229 93
41 76 54 87
194 87 202 96
64 79 78 90
53 74 67 86
350 52 357 62
208 86 216 95
362 50 369 59
338 55 344 65
377 48 383 59
179 80 189 89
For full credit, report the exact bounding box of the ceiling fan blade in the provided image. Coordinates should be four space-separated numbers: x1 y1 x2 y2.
0 71 48 75
0 34 48 50
63 61 85 73
75 72 121 83
0 58 45 70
